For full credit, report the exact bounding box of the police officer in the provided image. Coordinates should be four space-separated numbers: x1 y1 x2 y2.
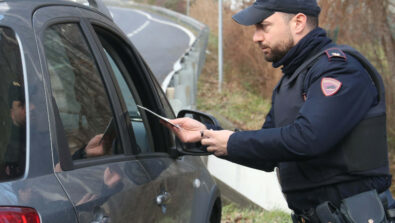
166 0 392 221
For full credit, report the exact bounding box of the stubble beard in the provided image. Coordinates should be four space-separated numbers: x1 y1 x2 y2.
262 36 294 63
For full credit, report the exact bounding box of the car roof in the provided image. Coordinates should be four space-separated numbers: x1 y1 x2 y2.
0 0 111 20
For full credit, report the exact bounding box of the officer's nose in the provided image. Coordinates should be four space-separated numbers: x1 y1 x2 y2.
253 29 264 43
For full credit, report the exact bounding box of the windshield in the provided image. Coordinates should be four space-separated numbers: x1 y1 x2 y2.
0 27 25 181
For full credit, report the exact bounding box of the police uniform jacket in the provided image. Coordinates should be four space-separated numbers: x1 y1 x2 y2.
224 28 391 202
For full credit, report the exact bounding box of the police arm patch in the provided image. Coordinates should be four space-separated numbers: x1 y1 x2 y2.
321 77 342 96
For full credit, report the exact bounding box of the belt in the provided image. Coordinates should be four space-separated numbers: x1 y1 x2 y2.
292 189 394 223
292 215 311 223
292 209 321 223
292 215 309 223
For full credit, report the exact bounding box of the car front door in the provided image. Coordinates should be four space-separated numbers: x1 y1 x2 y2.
86 16 204 222
35 4 208 222
33 5 165 223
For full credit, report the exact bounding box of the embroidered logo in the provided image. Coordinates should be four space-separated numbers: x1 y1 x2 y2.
321 77 342 96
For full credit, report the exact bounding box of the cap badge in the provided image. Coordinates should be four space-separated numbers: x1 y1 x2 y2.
321 77 342 96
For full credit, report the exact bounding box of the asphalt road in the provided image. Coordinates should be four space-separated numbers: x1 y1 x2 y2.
109 6 192 83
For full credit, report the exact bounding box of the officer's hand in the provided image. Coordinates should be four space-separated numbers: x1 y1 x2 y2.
164 117 207 143
201 130 234 156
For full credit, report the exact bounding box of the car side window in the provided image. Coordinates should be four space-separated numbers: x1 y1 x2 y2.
0 27 26 180
94 28 154 154
43 23 123 160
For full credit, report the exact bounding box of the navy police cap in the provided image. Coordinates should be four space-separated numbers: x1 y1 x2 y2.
232 0 321 26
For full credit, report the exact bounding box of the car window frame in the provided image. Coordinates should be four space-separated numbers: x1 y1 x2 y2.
93 30 155 154
86 19 176 158
0 25 29 180
37 16 135 171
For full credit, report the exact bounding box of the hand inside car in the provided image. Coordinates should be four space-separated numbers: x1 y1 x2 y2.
85 134 105 157
164 117 207 143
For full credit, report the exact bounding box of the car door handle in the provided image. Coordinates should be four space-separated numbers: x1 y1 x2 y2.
156 191 171 206
91 206 110 223
91 216 110 223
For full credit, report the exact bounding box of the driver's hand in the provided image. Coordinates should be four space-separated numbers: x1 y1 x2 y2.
164 117 207 143
85 134 105 157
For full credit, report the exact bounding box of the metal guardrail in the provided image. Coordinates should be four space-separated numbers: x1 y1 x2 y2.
132 2 209 114
102 0 209 114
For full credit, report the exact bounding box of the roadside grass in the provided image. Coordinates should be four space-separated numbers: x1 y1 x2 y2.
221 203 292 223
196 53 271 130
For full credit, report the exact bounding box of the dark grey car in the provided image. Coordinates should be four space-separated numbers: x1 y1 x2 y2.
0 1 221 222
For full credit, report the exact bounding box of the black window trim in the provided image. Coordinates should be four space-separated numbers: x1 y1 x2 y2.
80 17 134 155
86 20 174 156
38 17 82 171
88 23 153 155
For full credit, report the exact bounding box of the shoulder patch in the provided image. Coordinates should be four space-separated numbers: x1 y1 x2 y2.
321 77 342 96
325 48 347 61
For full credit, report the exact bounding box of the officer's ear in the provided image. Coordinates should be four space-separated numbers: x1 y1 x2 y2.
291 13 308 34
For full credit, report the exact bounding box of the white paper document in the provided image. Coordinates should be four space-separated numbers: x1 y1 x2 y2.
137 105 180 129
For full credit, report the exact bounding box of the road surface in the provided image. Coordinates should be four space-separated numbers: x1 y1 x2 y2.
109 6 193 83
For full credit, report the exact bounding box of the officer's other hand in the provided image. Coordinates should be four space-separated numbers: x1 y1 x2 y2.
163 117 207 143
201 130 234 156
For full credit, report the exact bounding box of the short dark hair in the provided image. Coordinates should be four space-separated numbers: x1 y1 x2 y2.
282 13 319 29
306 15 319 28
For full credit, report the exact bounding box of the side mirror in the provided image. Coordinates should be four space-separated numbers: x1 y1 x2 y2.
177 109 220 126
174 109 220 156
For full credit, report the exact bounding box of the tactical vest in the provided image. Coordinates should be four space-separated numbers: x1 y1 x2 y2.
273 45 389 192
